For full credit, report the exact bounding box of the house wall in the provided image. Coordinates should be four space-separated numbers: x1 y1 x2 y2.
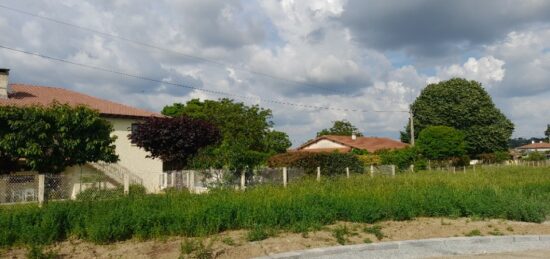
108 117 163 192
303 139 346 149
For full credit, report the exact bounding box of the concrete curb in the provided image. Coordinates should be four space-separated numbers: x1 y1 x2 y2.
254 235 550 259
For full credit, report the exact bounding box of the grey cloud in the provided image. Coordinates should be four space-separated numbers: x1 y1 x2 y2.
340 0 550 57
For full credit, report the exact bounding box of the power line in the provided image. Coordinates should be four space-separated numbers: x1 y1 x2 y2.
0 44 408 113
0 3 350 95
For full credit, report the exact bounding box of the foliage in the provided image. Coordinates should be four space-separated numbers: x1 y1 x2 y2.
76 185 146 201
162 99 291 171
376 147 420 170
179 238 214 259
2 167 550 247
0 103 117 174
417 126 466 160
357 154 381 166
331 226 351 245
401 78 514 156
267 151 364 175
479 151 511 164
129 116 221 170
26 245 58 259
246 225 274 242
525 152 546 161
317 120 363 137
546 124 550 142
363 225 384 240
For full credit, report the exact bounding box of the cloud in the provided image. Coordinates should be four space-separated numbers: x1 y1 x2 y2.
428 56 506 87
0 0 550 146
340 0 550 57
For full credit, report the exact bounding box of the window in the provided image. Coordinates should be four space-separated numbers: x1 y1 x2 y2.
130 123 140 135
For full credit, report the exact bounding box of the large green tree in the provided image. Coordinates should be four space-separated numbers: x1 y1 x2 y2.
417 126 466 160
0 103 118 174
317 120 363 137
401 78 514 156
162 99 291 170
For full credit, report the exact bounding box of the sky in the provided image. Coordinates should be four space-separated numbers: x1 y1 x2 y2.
0 0 549 146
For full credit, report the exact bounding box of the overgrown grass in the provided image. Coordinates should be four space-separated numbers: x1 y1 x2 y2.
1 166 550 247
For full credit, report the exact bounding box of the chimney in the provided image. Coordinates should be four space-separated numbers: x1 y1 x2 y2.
0 68 10 99
352 133 357 140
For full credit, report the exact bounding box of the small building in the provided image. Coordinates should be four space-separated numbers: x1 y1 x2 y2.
0 69 163 196
296 134 408 153
517 141 550 153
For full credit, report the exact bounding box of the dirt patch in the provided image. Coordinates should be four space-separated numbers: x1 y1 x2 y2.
3 217 550 258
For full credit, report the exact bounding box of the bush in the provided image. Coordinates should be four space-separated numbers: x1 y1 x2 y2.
525 152 546 161
357 154 381 166
479 151 511 164
376 147 418 170
267 151 364 175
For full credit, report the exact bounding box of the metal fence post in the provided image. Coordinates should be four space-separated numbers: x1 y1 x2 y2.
38 174 45 207
124 173 130 195
346 167 350 178
283 167 288 187
240 171 246 190
316 167 321 182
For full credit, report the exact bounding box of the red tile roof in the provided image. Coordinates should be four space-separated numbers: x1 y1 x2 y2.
0 84 160 118
298 135 408 153
517 142 550 149
294 147 352 153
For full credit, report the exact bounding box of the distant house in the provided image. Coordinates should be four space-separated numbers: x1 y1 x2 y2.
296 134 408 153
517 141 550 153
0 69 163 195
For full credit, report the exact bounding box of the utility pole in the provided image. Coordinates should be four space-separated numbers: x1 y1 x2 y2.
409 109 415 146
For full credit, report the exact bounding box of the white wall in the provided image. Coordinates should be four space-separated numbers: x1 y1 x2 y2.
303 139 346 149
108 117 163 192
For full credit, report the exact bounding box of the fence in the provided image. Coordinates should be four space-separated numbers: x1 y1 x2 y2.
0 168 130 206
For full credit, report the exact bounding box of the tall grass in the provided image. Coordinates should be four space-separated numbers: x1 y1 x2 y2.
1 166 550 247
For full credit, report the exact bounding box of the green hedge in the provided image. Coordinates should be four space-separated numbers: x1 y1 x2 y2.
267 152 364 175
1 166 550 247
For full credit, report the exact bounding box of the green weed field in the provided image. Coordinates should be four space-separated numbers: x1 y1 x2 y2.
1 166 550 247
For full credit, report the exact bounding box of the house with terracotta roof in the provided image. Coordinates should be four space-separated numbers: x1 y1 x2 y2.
296 134 408 153
517 141 550 154
0 69 163 194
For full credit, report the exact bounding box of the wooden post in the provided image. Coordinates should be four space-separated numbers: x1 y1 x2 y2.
391 165 396 177
346 167 350 178
124 173 130 195
410 164 414 173
473 164 476 173
428 160 431 171
283 167 288 187
463 166 466 174
316 167 321 182
190 171 195 193
171 172 176 187
370 165 374 177
240 171 246 190
38 174 45 207
452 167 456 174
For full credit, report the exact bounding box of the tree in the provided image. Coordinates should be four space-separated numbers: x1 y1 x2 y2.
317 120 363 137
161 99 291 170
545 124 550 142
128 116 221 170
401 78 514 156
0 103 118 174
416 126 466 160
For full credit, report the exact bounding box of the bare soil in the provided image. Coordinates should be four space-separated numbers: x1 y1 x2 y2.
3 217 550 259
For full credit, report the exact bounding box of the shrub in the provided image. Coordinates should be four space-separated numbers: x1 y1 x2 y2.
417 126 466 160
525 152 546 161
376 147 418 170
267 152 364 175
357 154 381 166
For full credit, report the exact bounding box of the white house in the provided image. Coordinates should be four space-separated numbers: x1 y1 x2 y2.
0 69 164 193
517 141 550 153
296 134 408 153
